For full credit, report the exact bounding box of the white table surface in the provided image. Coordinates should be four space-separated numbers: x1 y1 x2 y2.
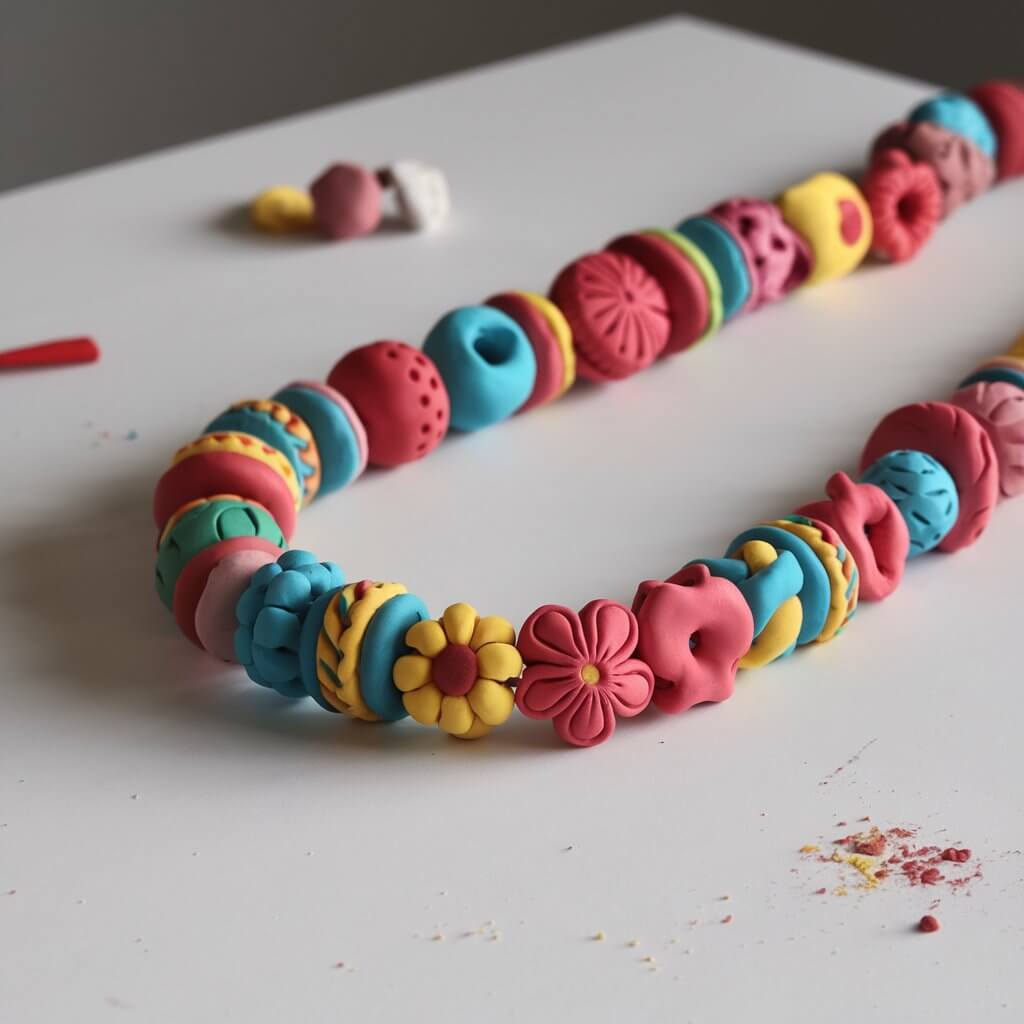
2 16 1023 1023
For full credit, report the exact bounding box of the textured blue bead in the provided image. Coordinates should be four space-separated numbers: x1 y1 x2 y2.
234 550 345 697
860 450 959 557
423 306 537 431
908 93 998 159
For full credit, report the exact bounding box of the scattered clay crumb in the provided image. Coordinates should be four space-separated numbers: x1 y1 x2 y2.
720 894 731 901
431 932 445 942
334 961 346 969
129 794 139 801
836 821 848 827
669 937 680 945
76 898 86 905
591 931 606 942
688 919 700 927
439 890 447 896
918 915 941 933
721 915 733 925
642 955 656 964
626 939 640 948
6 890 15 896
488 932 502 942
814 888 827 896
800 844 820 854
564 845 574 852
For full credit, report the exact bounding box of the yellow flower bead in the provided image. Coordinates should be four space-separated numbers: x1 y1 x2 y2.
467 678 515 725
442 603 477 646
393 653 432 692
406 619 448 658
476 642 523 683
395 602 521 740
403 683 443 725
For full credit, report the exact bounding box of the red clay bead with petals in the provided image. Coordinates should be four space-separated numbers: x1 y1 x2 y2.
549 251 670 383
516 599 654 748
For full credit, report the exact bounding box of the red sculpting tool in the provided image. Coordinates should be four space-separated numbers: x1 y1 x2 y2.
0 336 100 371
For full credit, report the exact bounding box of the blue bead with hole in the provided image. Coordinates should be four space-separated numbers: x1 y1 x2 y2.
423 305 537 432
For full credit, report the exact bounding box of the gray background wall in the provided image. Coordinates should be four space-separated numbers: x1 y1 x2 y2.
1 0 1020 193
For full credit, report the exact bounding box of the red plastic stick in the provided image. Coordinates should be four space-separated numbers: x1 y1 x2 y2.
0 336 100 371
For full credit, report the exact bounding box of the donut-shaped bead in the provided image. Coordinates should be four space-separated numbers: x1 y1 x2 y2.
645 229 724 343
872 121 995 218
317 581 407 721
777 173 872 285
485 292 574 412
272 381 367 496
309 162 382 240
683 541 804 668
770 516 859 643
153 440 299 541
908 93 998 159
327 341 450 466
676 215 753 319
708 198 812 305
359 592 429 721
422 306 537 431
795 472 910 602
726 525 832 646
859 403 998 553
195 549 279 661
969 81 1024 179
951 381 1024 498
605 230 717 354
632 565 754 714
205 400 321 504
234 551 346 698
862 149 943 263
549 250 670 381
155 496 286 610
860 450 959 557
174 536 285 647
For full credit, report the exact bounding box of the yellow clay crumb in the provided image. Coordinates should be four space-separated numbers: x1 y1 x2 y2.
626 939 640 948
431 933 445 942
592 931 606 942
799 844 820 854
642 956 657 965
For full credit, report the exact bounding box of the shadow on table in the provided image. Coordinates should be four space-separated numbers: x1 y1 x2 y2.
1 473 583 761
210 204 411 247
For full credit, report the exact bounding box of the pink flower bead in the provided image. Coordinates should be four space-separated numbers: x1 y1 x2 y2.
515 599 655 748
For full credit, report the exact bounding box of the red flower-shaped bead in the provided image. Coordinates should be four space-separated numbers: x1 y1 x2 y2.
550 251 670 383
515 599 655 748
